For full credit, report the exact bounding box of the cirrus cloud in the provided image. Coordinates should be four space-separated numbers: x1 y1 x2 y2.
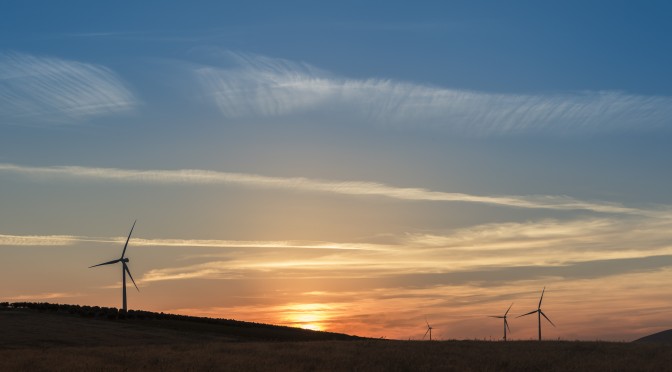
0 52 136 124
196 52 672 136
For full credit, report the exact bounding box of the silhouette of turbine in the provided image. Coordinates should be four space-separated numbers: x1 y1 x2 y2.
90 220 139 312
423 318 433 341
488 303 513 341
517 287 555 340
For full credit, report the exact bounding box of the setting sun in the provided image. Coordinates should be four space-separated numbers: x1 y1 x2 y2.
291 314 324 331
279 303 331 332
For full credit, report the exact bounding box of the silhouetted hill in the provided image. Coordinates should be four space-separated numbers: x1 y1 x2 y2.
0 302 361 348
633 329 672 343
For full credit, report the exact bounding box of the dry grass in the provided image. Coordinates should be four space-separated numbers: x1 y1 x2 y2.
2 340 671 371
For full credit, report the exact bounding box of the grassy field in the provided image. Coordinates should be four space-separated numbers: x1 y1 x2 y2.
3 339 672 371
2 306 671 371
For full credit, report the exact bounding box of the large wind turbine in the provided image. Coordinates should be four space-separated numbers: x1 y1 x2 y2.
517 287 555 340
488 303 513 341
423 318 434 341
90 220 139 312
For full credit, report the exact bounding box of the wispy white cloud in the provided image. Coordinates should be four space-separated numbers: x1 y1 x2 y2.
0 163 661 216
196 52 672 135
142 262 242 282
0 234 77 246
0 230 386 251
404 219 619 250
0 52 136 123
129 238 384 251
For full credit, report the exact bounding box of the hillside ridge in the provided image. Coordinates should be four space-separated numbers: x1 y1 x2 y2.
633 329 672 343
0 301 362 347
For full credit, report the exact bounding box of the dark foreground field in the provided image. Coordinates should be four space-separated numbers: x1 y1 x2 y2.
2 307 671 371
3 338 672 372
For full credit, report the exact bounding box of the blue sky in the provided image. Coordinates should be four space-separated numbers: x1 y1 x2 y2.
1 1 672 340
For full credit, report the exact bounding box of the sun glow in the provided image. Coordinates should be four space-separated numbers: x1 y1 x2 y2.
281 303 331 331
291 314 323 331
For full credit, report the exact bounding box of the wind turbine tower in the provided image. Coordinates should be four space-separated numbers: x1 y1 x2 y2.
488 303 513 341
90 220 139 312
517 287 555 340
423 318 434 341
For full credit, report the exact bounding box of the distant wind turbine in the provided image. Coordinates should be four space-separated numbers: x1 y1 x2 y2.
488 303 513 341
89 220 139 312
423 318 434 341
517 287 555 340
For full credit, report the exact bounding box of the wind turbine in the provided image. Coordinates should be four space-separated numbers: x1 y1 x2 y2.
488 303 513 341
423 318 434 341
517 287 555 340
90 220 139 312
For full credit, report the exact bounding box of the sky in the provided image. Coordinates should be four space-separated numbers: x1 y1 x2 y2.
1 1 672 341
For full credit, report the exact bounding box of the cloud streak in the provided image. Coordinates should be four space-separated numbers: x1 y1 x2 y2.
6 215 672 285
0 234 77 246
135 215 672 284
0 163 659 216
0 52 136 123
0 232 383 251
196 52 672 135
5 292 83 301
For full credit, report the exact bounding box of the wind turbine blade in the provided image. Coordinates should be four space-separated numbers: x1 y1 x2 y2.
505 303 513 316
120 220 136 259
124 264 139 291
425 317 430 327
505 319 512 333
516 310 538 318
489 316 504 318
423 328 430 339
538 287 546 309
540 311 555 327
89 259 121 268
